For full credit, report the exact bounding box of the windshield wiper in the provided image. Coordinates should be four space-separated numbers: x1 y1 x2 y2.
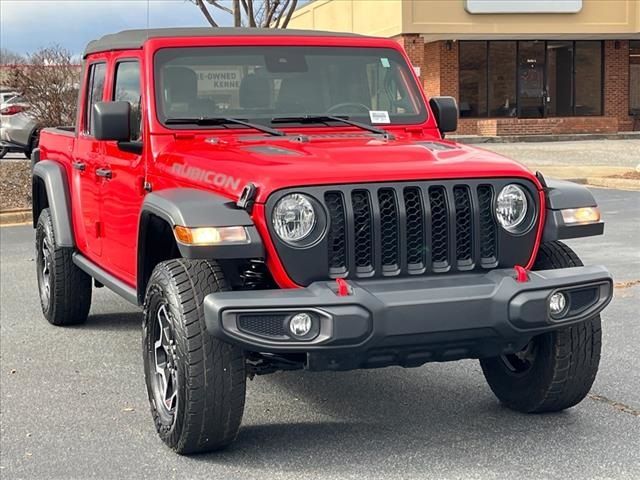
165 117 286 137
271 115 392 138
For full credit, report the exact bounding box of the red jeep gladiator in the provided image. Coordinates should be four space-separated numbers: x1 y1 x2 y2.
33 28 612 454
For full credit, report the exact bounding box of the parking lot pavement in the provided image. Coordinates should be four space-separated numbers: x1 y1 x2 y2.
1 188 639 480
481 139 640 169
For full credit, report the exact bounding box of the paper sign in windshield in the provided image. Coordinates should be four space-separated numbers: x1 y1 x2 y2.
369 110 391 124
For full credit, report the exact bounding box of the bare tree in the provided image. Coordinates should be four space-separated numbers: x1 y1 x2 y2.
12 46 81 128
0 48 26 65
191 0 298 28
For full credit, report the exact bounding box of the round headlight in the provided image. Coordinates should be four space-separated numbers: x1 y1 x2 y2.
272 194 316 243
496 184 528 232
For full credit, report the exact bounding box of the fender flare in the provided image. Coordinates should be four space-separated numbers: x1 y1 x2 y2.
541 177 604 242
139 188 264 260
32 159 75 248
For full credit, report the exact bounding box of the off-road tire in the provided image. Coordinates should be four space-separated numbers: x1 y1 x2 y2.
24 130 39 159
142 259 246 454
35 208 92 325
480 241 602 413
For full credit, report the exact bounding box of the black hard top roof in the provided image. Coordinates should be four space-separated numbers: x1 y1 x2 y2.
83 27 368 57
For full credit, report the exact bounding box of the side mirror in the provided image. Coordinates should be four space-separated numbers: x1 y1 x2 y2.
429 96 458 137
93 101 131 142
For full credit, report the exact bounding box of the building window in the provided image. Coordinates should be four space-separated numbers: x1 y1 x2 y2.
459 41 487 117
458 40 603 118
574 41 602 116
488 41 517 117
546 41 574 117
630 40 640 114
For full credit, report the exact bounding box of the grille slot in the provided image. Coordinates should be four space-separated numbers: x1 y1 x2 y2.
477 185 497 264
378 189 400 270
325 192 347 274
351 190 373 272
404 187 426 270
429 186 449 269
454 186 473 265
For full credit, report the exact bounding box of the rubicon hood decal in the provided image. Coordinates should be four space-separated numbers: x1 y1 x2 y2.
171 162 242 191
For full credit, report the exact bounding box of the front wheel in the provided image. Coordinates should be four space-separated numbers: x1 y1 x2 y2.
142 259 246 454
480 241 602 413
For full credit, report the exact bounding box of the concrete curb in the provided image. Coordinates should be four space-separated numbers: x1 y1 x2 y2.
0 209 32 226
584 177 640 191
452 132 640 144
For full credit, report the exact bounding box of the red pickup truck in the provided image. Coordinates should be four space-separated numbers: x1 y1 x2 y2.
33 28 612 454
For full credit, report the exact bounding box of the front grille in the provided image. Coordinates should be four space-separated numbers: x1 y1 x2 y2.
267 179 539 285
323 183 502 277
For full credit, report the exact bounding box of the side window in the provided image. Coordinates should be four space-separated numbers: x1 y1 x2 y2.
84 63 106 135
113 61 142 141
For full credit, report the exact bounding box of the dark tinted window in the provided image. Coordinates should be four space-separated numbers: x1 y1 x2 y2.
113 61 142 140
488 42 517 117
459 40 603 118
630 40 640 113
546 41 574 117
575 41 602 116
84 63 106 135
459 41 487 117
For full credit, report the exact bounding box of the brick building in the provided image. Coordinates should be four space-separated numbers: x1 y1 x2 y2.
289 0 640 135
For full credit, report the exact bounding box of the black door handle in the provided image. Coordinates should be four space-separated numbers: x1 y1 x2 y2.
72 161 86 171
95 168 112 179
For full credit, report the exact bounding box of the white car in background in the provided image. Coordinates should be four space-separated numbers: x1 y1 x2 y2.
0 95 38 159
0 90 20 106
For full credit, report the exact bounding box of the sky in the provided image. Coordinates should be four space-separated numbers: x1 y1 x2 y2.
0 0 230 56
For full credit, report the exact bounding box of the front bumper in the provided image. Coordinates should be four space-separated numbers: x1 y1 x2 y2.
204 266 612 371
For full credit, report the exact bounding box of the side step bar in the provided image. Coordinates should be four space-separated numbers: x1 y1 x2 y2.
72 253 138 305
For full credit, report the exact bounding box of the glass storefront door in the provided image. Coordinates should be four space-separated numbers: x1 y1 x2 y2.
518 41 546 118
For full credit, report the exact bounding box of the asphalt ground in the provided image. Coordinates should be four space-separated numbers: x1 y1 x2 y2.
1 187 639 480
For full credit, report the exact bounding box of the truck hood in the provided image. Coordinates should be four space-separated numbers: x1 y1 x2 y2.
154 133 540 203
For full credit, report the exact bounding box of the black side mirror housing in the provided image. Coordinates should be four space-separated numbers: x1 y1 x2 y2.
429 96 458 136
93 101 131 142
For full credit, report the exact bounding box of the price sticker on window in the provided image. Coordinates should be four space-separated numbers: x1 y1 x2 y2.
369 110 391 124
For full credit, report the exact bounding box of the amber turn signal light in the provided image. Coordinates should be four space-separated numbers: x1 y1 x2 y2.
174 226 249 245
561 207 601 225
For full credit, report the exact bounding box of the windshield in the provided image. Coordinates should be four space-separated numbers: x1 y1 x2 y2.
154 46 426 128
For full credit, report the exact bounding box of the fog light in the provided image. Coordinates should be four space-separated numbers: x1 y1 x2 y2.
289 313 313 338
549 292 568 317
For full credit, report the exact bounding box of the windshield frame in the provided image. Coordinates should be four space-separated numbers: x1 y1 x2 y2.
151 42 429 132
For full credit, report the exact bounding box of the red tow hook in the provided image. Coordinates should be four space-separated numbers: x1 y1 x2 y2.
514 265 529 283
336 278 353 296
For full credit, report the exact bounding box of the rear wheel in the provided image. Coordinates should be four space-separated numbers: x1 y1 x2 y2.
24 130 39 159
480 241 602 413
35 208 92 325
142 259 246 454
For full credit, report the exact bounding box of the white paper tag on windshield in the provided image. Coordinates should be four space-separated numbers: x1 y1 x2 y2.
369 110 391 124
